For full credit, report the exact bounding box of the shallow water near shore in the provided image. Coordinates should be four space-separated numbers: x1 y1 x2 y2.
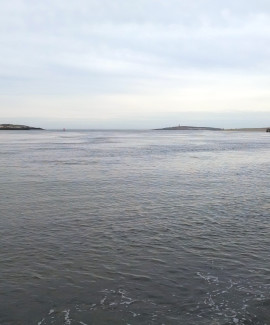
0 130 270 325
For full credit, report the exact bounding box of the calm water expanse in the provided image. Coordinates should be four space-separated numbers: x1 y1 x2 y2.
0 130 270 325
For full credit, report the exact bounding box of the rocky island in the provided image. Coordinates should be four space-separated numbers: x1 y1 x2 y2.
155 125 223 131
0 124 44 130
155 125 270 132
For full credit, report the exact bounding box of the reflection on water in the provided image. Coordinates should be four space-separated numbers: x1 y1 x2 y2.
0 130 270 324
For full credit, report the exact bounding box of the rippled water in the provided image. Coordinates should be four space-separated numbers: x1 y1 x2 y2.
0 130 270 325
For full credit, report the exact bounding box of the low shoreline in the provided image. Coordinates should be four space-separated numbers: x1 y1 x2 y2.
0 124 44 130
155 126 269 132
155 126 223 131
225 128 268 132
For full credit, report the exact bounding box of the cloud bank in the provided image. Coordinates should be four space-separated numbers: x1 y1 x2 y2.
1 0 270 128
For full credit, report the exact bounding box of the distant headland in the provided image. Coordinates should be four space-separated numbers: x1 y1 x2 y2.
0 124 44 130
155 125 223 131
155 125 270 132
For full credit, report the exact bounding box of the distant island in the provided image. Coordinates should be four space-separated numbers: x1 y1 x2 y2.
155 125 223 131
155 125 270 132
0 124 44 130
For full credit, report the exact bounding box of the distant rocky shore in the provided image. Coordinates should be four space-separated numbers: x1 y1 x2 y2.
0 124 44 130
155 125 223 131
155 125 270 132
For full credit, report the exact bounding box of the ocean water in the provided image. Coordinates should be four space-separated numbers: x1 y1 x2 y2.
0 130 269 325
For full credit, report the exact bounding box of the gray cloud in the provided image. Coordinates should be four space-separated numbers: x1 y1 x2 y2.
1 0 270 127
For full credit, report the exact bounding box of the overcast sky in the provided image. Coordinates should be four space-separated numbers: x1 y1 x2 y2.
1 0 270 128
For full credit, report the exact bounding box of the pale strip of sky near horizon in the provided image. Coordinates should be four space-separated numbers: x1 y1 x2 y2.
0 0 270 128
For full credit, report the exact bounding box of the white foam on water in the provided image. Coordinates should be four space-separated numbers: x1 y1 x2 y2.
37 318 45 325
197 272 219 284
120 299 136 305
89 303 96 310
119 289 136 305
129 311 140 317
100 296 107 305
63 309 71 325
227 279 237 290
195 271 262 324
204 294 215 307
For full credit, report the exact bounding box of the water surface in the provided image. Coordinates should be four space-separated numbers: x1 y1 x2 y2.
0 130 269 324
